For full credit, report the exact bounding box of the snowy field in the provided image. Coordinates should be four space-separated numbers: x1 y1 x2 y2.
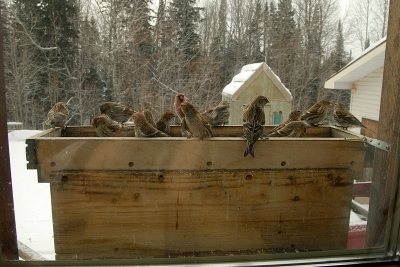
8 130 55 260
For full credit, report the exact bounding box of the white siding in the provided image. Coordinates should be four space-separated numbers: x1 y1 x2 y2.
350 67 383 122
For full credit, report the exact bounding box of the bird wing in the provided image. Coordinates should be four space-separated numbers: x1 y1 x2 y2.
243 122 264 144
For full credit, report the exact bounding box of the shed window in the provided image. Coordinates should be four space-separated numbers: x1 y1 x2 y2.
273 112 282 124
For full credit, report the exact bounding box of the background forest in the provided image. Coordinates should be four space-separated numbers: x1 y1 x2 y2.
1 0 388 129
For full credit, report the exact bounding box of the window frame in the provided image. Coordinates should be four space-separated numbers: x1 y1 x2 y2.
1 1 400 266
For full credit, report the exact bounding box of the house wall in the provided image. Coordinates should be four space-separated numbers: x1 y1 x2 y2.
349 67 383 134
223 72 292 125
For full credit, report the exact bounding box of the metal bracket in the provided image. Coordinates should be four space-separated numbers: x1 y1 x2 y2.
362 136 391 152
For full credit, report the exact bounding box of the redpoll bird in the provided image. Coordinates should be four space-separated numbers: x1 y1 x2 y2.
180 102 213 140
143 109 156 127
301 99 332 126
267 121 307 137
156 110 176 135
243 95 269 157
99 102 135 123
333 102 375 133
131 112 170 137
42 102 69 129
174 93 187 120
92 115 135 137
201 101 230 126
265 109 301 136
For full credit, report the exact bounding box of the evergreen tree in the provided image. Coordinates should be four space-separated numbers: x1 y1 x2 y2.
248 0 264 63
74 14 105 125
262 1 269 62
5 0 78 128
333 20 347 72
268 0 297 87
168 0 202 62
14 0 78 107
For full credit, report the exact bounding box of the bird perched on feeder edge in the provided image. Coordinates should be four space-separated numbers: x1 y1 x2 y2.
301 99 332 126
265 109 302 136
333 102 375 133
267 121 307 137
42 102 69 129
201 100 230 126
180 102 213 140
242 95 269 157
99 102 136 124
131 112 170 137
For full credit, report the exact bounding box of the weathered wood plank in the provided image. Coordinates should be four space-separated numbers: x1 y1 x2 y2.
32 137 366 183
50 169 353 260
365 1 400 248
26 128 58 169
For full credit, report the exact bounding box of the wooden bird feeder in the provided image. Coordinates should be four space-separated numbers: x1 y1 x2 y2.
26 125 369 260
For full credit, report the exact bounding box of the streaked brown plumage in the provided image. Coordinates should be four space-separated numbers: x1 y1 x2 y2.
267 121 307 137
180 102 213 140
156 110 176 135
92 115 135 137
131 112 170 137
243 95 269 157
174 93 187 120
301 99 332 126
99 102 135 123
42 102 69 129
333 102 375 133
265 109 301 136
143 109 156 127
201 100 230 126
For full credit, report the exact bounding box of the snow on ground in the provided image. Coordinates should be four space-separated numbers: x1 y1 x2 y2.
8 130 55 260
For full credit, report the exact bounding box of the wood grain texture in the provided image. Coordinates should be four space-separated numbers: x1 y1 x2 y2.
29 135 366 183
365 1 400 248
50 169 353 260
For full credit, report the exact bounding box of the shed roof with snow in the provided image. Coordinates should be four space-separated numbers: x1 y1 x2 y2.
222 62 292 101
222 62 292 125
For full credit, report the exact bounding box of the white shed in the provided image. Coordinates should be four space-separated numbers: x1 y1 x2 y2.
324 37 386 136
222 62 292 125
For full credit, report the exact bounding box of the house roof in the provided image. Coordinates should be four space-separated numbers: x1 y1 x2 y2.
324 37 386 89
222 62 292 101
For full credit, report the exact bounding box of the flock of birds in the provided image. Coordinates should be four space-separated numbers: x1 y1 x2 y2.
42 93 374 158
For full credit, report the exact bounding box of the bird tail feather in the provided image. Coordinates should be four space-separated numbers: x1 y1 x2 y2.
244 141 255 158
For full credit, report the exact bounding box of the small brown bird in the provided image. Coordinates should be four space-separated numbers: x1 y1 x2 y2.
156 110 176 135
42 102 69 129
131 112 170 137
333 102 375 133
265 109 301 136
267 121 307 137
143 109 156 127
180 102 213 140
174 93 187 120
301 99 332 126
201 101 230 126
243 95 269 157
99 102 135 123
92 115 135 137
